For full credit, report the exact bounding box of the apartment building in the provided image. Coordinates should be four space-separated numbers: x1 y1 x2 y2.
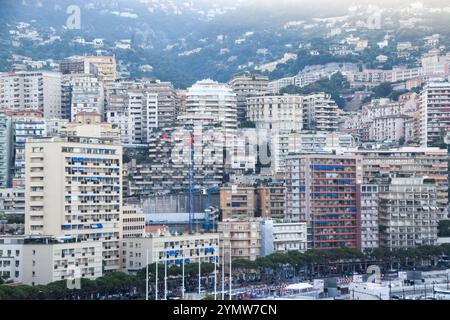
123 233 219 273
60 56 117 84
70 75 104 121
145 81 179 129
285 153 363 250
228 74 269 123
220 185 257 219
257 182 285 219
0 71 62 119
0 236 24 283
303 93 339 132
21 237 103 286
61 77 73 120
288 131 356 153
368 114 413 143
45 118 70 137
0 113 12 187
218 219 261 261
360 184 379 251
122 205 146 239
378 177 440 250
127 89 158 144
82 56 117 85
349 147 448 218
0 187 25 216
59 112 120 144
268 130 356 175
184 79 237 131
11 112 47 186
24 135 123 273
267 77 295 94
246 95 304 131
419 82 450 146
260 220 307 256
106 80 178 145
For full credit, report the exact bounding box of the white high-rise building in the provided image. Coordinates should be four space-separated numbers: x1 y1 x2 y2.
0 113 12 187
419 82 450 146
11 113 47 186
0 71 62 119
379 177 440 250
246 95 304 131
127 90 158 145
24 135 123 273
303 93 339 132
228 74 269 123
106 81 176 145
70 75 104 121
184 79 237 131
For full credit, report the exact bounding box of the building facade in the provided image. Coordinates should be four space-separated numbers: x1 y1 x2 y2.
218 219 261 261
260 220 307 256
24 136 123 273
378 178 440 250
0 71 62 119
220 185 257 220
122 233 219 273
285 153 363 250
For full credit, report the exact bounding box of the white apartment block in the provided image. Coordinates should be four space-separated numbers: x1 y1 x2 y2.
419 82 450 146
24 136 123 273
228 75 269 122
12 115 47 184
21 238 103 286
0 236 24 283
348 146 449 218
122 233 219 273
228 75 269 96
0 113 12 187
0 71 62 119
368 115 413 143
288 131 356 153
303 93 339 132
246 95 304 131
70 75 104 121
127 90 158 144
185 79 237 131
106 81 178 145
271 131 355 174
360 185 379 251
122 205 146 239
145 81 179 129
267 77 295 94
0 187 25 216
378 177 440 250
260 220 307 256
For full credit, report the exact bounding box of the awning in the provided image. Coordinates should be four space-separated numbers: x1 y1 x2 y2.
285 283 314 291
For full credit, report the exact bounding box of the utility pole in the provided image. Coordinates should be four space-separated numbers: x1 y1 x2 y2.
164 260 167 300
198 258 201 295
229 241 232 300
145 249 149 300
222 242 225 300
182 257 185 299
155 255 158 300
214 255 217 300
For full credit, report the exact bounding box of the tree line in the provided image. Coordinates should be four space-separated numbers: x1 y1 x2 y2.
1 245 450 300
